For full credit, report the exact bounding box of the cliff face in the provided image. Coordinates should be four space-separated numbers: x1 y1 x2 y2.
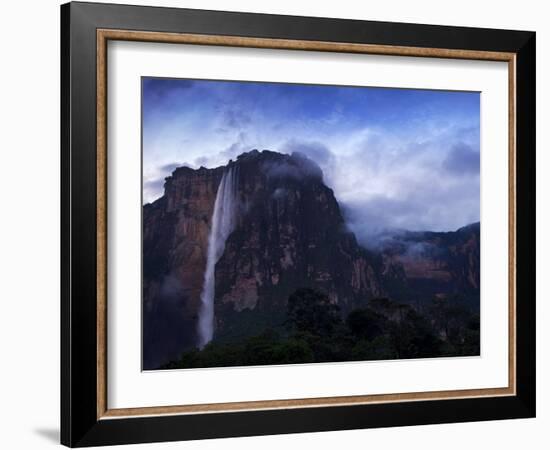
380 223 480 308
143 166 224 369
143 150 383 369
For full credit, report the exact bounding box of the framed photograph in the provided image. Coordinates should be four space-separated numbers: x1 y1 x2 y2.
61 1 536 447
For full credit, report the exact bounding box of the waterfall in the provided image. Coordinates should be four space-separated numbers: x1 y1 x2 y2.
197 165 239 348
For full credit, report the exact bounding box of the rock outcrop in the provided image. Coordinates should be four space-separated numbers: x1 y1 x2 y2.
380 223 480 308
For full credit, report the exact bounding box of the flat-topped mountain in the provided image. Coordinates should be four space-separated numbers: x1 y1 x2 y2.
143 150 385 369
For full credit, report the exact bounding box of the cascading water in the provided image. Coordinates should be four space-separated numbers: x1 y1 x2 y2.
197 165 239 348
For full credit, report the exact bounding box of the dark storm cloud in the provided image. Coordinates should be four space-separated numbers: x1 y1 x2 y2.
280 139 334 166
142 78 194 101
443 142 480 175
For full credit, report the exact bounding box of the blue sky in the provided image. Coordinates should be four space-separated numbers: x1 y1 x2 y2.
142 77 480 239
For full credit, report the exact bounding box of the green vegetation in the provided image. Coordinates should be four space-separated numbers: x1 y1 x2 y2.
161 288 480 370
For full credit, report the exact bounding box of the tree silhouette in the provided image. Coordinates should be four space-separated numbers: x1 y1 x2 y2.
286 288 341 337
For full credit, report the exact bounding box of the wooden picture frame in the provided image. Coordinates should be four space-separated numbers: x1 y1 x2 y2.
61 1 535 447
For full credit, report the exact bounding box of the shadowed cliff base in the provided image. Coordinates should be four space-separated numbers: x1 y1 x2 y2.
162 290 480 370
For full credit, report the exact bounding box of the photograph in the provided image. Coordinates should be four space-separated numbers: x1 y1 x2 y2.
142 77 481 370
53 1 537 447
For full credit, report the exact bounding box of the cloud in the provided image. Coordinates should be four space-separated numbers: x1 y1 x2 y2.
342 176 480 248
159 273 186 304
261 152 323 182
194 156 209 167
143 161 198 204
143 178 166 204
222 109 251 129
142 78 194 101
142 78 480 235
442 142 480 175
159 161 194 173
280 139 334 166
220 132 251 161
316 121 481 247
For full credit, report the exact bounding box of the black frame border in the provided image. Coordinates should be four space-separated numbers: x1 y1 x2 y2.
61 2 535 447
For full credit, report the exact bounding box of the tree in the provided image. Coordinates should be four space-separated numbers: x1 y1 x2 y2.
286 288 341 337
388 309 441 359
350 335 397 361
346 308 387 340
